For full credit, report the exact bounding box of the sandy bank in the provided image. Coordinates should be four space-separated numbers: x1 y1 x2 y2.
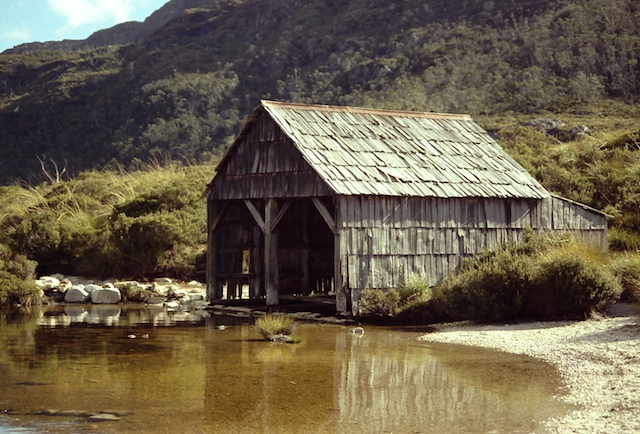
419 303 640 433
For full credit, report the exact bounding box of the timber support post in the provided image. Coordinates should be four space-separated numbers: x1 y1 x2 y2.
264 198 280 306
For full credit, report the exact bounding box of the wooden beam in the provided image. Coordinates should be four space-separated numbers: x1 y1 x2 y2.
264 198 279 306
301 204 310 296
206 200 222 301
244 199 266 233
312 197 337 234
334 196 348 314
208 201 229 236
269 199 292 232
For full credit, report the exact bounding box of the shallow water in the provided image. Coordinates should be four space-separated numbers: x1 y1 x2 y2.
0 305 571 433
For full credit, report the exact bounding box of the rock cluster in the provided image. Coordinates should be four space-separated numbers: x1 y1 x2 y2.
35 274 207 307
522 117 592 142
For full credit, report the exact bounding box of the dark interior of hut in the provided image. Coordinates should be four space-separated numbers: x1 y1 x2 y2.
214 197 335 301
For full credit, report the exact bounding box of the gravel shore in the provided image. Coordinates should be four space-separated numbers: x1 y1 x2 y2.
419 303 640 433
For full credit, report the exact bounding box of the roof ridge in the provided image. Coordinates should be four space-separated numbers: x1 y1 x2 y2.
260 100 471 120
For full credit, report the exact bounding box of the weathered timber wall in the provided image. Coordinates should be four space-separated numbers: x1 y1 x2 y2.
212 111 333 199
339 195 608 308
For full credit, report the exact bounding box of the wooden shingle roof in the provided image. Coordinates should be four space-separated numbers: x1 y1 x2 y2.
222 100 550 199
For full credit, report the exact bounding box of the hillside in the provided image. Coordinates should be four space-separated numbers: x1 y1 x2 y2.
0 0 638 186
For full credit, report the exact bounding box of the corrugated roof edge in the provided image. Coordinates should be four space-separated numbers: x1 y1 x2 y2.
261 99 472 121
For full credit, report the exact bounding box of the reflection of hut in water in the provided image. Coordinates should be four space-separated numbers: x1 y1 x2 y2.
334 333 565 432
206 101 609 315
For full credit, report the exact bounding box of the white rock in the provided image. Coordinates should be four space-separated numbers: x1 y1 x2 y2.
171 289 189 299
36 276 60 290
84 284 102 294
165 300 180 310
154 277 173 285
114 281 142 291
90 287 121 304
153 284 170 296
64 286 89 303
147 296 165 305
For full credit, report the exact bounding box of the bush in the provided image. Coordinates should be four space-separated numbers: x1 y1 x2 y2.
359 288 400 316
609 253 640 302
608 227 640 252
0 245 40 307
433 233 622 322
525 250 622 319
437 248 535 322
0 271 40 307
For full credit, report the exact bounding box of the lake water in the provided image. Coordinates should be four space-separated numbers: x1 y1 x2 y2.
0 305 571 433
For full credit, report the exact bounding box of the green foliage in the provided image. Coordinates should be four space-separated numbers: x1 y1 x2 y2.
608 253 640 302
525 249 622 319
1 0 640 185
498 121 640 244
434 234 623 322
0 244 39 307
359 278 434 318
254 313 297 341
436 239 540 322
359 288 400 317
0 163 211 281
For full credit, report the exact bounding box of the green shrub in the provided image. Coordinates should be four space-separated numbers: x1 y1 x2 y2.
397 278 431 305
109 209 202 279
359 288 400 316
432 233 622 322
8 209 104 276
608 253 640 302
254 313 297 341
525 251 622 319
437 248 535 322
608 227 640 252
0 245 40 307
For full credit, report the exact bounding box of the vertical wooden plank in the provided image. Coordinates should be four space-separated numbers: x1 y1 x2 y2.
251 226 263 299
301 203 310 295
335 196 348 314
264 198 279 306
206 199 221 301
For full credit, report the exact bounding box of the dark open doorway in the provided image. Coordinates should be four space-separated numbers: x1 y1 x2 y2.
209 197 335 302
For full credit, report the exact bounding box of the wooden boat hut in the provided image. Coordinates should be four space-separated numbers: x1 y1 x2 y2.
206 100 608 315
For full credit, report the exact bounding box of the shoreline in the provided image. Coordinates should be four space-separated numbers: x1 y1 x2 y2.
418 302 640 433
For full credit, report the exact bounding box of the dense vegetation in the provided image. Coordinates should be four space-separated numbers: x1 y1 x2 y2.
1 0 640 315
361 231 640 322
1 0 639 184
0 162 211 306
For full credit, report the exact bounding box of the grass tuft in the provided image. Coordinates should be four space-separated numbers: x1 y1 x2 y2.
254 313 297 341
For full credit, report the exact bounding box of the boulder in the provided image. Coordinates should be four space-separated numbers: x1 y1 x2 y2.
90 287 121 304
147 296 165 305
43 288 65 303
523 118 564 132
64 285 90 303
84 284 102 294
36 276 61 290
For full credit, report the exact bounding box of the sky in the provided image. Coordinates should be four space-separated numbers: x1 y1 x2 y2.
0 0 169 53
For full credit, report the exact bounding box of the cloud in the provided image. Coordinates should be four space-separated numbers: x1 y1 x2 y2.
46 0 136 30
1 25 30 41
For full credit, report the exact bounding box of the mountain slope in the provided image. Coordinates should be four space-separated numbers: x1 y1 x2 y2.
0 0 638 185
2 0 215 55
